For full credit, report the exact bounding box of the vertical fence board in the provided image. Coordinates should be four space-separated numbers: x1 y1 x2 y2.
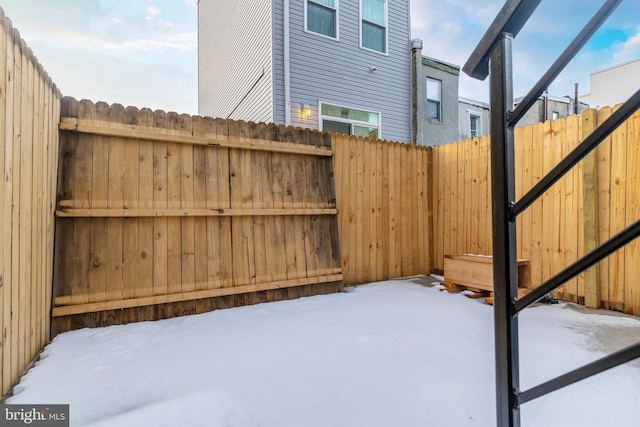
478 135 491 256
381 140 391 278
417 147 426 277
552 119 567 299
596 107 613 308
563 114 579 299
625 110 640 314
362 139 372 280
152 111 168 298
514 128 524 261
519 126 533 280
191 117 208 301
609 112 627 312
433 140 443 270
136 109 155 320
19 41 30 364
455 141 465 257
0 16 7 393
11 37 22 382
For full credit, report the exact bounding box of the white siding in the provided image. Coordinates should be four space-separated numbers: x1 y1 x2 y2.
287 0 411 142
198 0 273 122
580 58 640 109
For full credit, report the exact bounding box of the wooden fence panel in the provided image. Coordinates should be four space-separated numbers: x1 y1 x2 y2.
0 11 61 396
52 98 343 334
333 135 431 285
432 108 640 315
626 109 640 315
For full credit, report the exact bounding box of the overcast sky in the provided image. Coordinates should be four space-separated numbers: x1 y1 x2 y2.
3 0 639 115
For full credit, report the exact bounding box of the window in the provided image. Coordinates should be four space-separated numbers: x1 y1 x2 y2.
426 78 441 121
320 102 380 139
361 0 386 53
551 111 559 120
306 0 338 39
469 113 481 138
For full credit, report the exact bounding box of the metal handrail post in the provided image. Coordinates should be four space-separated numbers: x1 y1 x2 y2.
489 32 520 427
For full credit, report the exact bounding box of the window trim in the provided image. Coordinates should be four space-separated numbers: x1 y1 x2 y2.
304 0 340 41
467 110 483 138
359 0 388 55
426 77 442 121
318 100 382 139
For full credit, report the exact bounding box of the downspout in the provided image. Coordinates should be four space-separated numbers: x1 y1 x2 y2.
284 0 291 125
410 39 423 145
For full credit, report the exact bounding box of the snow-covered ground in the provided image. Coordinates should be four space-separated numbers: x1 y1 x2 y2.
7 277 640 426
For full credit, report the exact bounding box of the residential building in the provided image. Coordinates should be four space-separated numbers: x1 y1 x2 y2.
458 97 490 140
198 0 412 142
513 92 588 127
580 58 640 109
412 40 460 146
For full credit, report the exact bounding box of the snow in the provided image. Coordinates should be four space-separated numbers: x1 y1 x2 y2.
7 277 640 427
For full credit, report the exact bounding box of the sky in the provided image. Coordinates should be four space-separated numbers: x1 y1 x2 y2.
2 0 640 115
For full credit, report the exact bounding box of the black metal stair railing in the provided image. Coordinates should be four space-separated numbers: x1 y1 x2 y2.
462 0 640 426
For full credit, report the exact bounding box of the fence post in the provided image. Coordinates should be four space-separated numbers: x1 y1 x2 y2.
581 109 600 309
489 32 521 427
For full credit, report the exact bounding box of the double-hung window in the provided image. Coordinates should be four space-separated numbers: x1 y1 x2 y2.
320 102 381 139
361 0 386 53
469 113 481 138
306 0 338 39
426 78 442 121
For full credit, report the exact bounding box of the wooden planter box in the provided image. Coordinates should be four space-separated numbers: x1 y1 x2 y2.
443 254 531 292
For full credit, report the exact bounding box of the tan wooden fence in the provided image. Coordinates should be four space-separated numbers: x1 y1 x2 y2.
432 108 640 315
0 13 61 395
333 135 432 285
52 98 342 335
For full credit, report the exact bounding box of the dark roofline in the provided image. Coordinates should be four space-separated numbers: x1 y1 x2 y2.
422 56 460 76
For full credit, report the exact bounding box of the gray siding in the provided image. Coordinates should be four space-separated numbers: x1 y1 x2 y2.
419 59 460 146
198 0 273 122
287 0 412 142
512 96 586 127
272 0 286 124
458 98 490 140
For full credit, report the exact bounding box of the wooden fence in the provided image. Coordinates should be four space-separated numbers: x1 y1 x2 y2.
52 98 342 335
333 135 431 285
432 108 640 315
1 1 638 394
0 13 61 395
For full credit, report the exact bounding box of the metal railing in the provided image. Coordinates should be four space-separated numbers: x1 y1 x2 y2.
462 0 640 425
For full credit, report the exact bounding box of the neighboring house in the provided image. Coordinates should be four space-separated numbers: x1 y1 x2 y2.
198 0 412 142
513 92 588 127
458 97 490 140
411 39 460 146
580 58 640 109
